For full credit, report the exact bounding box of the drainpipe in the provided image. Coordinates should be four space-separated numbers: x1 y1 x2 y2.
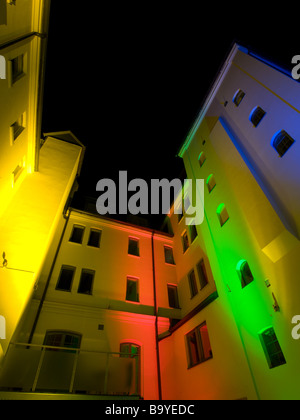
28 207 71 344
151 231 162 400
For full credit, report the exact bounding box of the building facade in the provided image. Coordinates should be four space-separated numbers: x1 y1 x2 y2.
0 5 300 399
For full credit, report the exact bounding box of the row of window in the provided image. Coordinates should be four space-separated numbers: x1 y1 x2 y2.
186 321 286 370
69 224 176 265
56 265 180 308
232 89 295 157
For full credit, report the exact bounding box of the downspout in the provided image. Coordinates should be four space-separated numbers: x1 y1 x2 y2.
28 207 71 344
151 231 162 400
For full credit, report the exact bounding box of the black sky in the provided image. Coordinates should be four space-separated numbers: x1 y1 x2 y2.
41 3 299 212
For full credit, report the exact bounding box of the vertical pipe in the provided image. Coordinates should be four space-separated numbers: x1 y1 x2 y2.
151 231 162 400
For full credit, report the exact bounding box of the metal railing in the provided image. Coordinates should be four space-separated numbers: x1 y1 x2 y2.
0 342 140 397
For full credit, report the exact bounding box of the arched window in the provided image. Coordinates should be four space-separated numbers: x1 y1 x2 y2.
236 260 254 288
249 106 266 127
44 331 82 352
217 204 229 227
232 89 245 107
272 130 295 157
206 174 216 193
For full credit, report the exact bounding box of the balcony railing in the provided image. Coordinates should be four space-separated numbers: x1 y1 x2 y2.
0 342 140 397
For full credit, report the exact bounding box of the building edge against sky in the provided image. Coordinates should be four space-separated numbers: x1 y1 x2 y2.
0 1 300 400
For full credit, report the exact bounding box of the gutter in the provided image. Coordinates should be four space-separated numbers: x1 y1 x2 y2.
151 231 162 400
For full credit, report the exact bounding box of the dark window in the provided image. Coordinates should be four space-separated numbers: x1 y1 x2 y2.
198 152 206 167
182 231 189 253
87 229 101 248
167 284 180 308
237 260 254 288
44 331 81 353
197 259 209 289
164 246 175 265
56 266 75 292
126 278 139 302
189 224 198 243
69 225 85 244
249 106 266 127
272 130 295 157
78 269 95 295
206 174 216 193
11 54 24 84
233 89 245 106
217 204 229 227
188 269 198 298
186 322 213 368
259 327 286 369
128 238 139 256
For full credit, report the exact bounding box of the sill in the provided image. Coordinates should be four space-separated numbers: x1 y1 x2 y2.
188 356 213 369
128 254 140 258
125 300 140 305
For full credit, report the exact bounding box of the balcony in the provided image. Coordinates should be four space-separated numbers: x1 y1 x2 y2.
0 342 141 400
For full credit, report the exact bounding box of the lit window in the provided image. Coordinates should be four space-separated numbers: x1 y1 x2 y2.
181 230 189 253
233 89 245 106
128 237 139 256
56 266 75 292
206 174 216 193
259 327 286 369
237 260 254 288
69 225 85 244
217 204 229 227
197 259 209 289
126 277 139 302
164 246 175 265
188 269 198 298
167 284 180 308
198 152 206 167
272 130 295 157
78 269 95 295
186 322 213 368
249 106 266 127
87 229 101 248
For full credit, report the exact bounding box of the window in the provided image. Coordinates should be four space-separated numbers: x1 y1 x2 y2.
206 174 216 193
182 231 189 253
217 204 229 227
12 157 25 187
198 152 206 167
0 0 7 25
259 327 286 369
189 224 198 243
128 237 139 256
44 331 81 353
126 277 139 302
87 229 101 248
237 260 254 288
167 284 180 308
188 269 198 298
10 112 26 143
249 106 266 127
56 266 75 292
233 89 245 106
120 343 141 393
186 322 212 368
78 269 95 295
164 246 175 265
197 259 209 289
69 225 85 244
11 54 25 84
272 130 295 157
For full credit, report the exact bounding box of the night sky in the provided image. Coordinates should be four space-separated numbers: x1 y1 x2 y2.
41 3 299 223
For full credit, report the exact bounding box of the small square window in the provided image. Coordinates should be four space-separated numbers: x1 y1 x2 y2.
182 231 189 253
167 284 179 309
186 322 213 368
88 229 101 248
197 259 209 289
272 130 295 157
233 89 245 107
78 269 95 295
56 266 75 292
164 246 175 265
128 237 139 256
188 269 198 298
126 277 139 302
259 327 286 369
69 225 85 244
249 106 266 127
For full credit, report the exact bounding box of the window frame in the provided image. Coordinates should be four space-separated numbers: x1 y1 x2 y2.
186 322 213 368
164 245 175 265
56 265 76 292
196 259 209 290
167 284 180 309
181 230 190 253
232 89 245 107
259 327 286 369
272 130 295 157
77 268 95 295
188 268 198 298
128 237 140 257
126 277 139 303
69 225 85 244
87 228 102 248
